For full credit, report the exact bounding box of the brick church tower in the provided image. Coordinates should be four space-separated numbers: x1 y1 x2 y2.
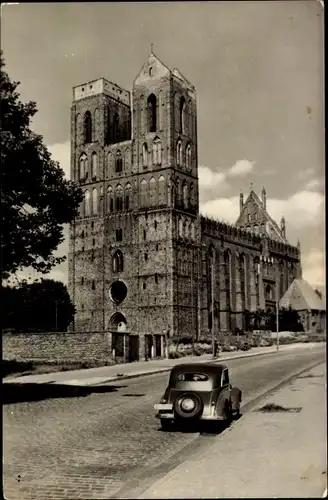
68 52 200 361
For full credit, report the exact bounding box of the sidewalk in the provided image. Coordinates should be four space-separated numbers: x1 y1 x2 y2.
4 343 315 386
138 362 327 499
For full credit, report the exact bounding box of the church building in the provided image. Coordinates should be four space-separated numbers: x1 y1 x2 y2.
68 52 302 362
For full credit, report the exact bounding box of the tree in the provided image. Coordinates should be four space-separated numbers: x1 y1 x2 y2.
1 279 75 332
0 52 83 280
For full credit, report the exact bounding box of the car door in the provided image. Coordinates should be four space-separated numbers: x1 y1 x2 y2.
216 369 231 418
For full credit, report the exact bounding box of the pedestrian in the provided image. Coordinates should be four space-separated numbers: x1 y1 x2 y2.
214 339 218 358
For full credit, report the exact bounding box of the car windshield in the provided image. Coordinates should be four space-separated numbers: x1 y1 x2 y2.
176 373 209 382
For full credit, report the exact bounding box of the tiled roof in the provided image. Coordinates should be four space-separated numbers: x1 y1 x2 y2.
279 279 326 311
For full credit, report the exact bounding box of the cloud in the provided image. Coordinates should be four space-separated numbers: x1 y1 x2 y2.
266 190 324 228
198 165 228 190
200 196 240 224
304 178 321 191
302 248 325 287
228 159 255 177
48 141 70 179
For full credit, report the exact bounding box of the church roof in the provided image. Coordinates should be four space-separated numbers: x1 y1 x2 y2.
279 279 326 311
235 188 288 244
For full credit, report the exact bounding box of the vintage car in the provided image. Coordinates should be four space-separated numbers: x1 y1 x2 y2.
154 363 242 431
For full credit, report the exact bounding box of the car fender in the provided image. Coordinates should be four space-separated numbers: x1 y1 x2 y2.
215 387 230 418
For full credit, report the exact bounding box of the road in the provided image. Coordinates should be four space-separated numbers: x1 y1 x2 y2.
3 344 326 500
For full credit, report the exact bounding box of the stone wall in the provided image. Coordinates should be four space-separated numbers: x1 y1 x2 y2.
3 332 112 363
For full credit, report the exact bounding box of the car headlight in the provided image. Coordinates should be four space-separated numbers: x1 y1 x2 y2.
160 398 167 404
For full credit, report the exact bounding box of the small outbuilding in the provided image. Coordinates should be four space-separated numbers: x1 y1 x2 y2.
279 279 326 333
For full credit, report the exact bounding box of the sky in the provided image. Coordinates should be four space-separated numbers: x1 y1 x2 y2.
1 1 325 291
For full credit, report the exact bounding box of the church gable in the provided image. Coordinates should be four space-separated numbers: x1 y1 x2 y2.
235 188 287 243
134 52 171 86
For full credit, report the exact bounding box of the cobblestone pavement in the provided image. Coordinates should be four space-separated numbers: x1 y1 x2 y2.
3 345 325 500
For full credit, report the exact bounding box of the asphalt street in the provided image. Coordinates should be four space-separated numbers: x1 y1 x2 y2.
3 344 326 500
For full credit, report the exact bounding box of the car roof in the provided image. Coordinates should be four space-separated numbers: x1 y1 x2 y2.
170 363 227 375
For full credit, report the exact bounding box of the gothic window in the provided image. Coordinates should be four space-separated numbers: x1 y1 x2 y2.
152 137 162 165
188 100 192 136
176 140 182 167
107 186 113 213
106 106 111 143
208 245 215 329
99 185 104 214
91 152 97 179
79 154 87 180
168 179 174 207
175 178 181 206
140 178 148 207
186 144 191 170
183 182 188 208
142 143 148 168
224 250 232 311
253 257 260 308
238 254 247 317
158 90 163 130
84 190 91 217
76 113 81 145
179 96 186 135
84 111 92 143
94 109 99 141
140 95 144 134
149 177 157 206
115 151 123 173
147 93 157 132
115 184 123 211
107 152 113 177
112 250 123 273
190 221 195 240
92 188 98 215
158 175 165 205
125 182 132 210
113 113 119 142
124 147 131 169
265 284 272 301
248 214 251 222
190 182 194 208
178 218 183 238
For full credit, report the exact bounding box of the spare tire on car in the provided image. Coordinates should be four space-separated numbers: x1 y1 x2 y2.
174 392 204 419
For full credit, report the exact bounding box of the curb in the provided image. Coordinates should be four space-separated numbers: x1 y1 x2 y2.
53 348 279 386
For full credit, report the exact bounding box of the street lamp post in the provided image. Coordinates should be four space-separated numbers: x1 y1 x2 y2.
276 279 279 351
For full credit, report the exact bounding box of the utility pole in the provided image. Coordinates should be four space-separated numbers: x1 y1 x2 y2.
276 282 279 351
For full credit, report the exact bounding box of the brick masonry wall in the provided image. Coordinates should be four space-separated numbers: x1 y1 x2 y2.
3 332 112 363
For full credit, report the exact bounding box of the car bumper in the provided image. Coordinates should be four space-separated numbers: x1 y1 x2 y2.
155 413 225 421
154 404 225 421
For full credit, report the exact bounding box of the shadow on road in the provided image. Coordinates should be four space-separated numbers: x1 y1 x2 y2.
3 382 128 404
157 414 242 435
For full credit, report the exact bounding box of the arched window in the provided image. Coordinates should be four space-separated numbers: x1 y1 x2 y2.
112 250 123 273
265 284 272 301
147 93 157 132
115 185 123 211
179 96 186 134
140 178 148 207
94 109 99 141
149 177 157 206
106 106 111 144
115 151 123 173
239 254 247 319
176 140 182 167
125 182 132 210
253 257 260 308
84 190 91 216
178 218 183 238
152 137 162 165
190 221 195 240
224 250 232 312
140 95 144 134
183 182 188 208
190 183 194 208
107 152 113 177
175 178 181 207
113 113 119 142
188 100 192 136
158 90 163 130
107 186 113 213
79 154 87 180
84 111 92 143
142 143 148 168
186 144 191 170
76 113 81 145
168 180 174 207
158 175 165 205
124 147 131 170
92 188 98 215
91 152 97 179
99 185 104 214
208 245 216 329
